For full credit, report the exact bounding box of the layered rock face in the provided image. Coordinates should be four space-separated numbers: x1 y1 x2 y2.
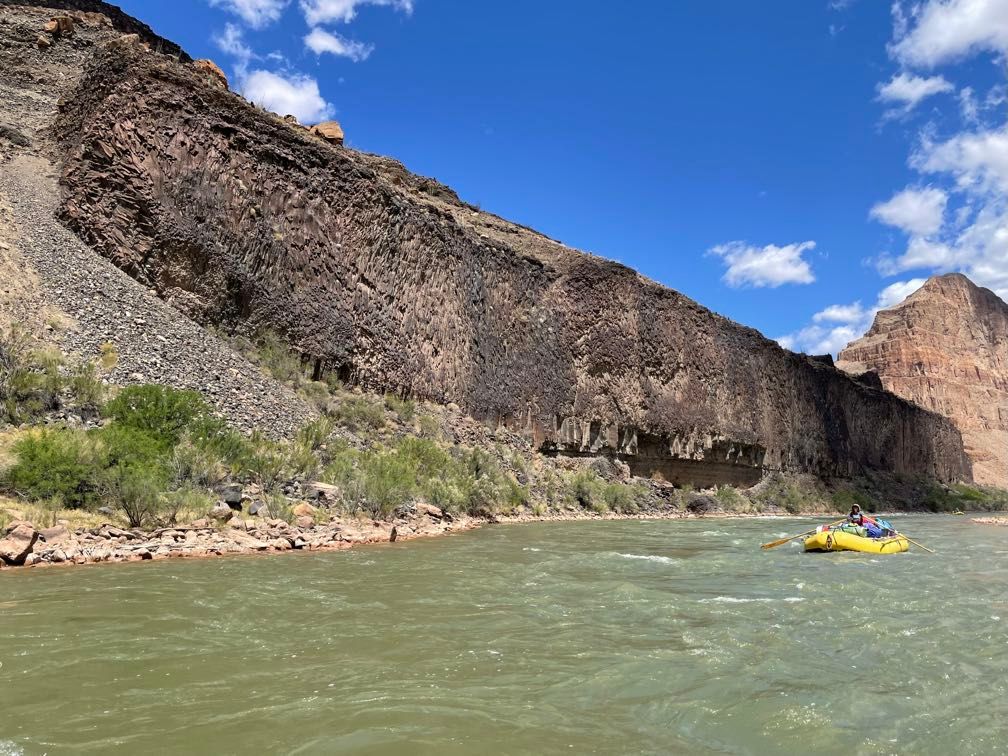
839 274 1008 488
31 14 970 485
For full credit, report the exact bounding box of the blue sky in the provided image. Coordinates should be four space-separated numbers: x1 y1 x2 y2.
120 0 1007 355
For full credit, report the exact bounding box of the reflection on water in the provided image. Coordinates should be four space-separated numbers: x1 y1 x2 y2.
1 516 1006 754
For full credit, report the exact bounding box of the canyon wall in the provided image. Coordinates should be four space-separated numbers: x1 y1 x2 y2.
839 274 1007 488
47 35 970 485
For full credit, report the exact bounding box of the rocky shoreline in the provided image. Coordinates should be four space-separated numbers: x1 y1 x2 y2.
0 506 475 571
4 506 988 572
0 505 721 571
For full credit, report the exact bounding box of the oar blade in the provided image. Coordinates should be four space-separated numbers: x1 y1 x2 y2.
760 536 794 550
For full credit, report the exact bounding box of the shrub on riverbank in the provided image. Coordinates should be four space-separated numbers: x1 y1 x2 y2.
0 323 106 424
320 436 531 519
923 482 1008 512
1 384 259 527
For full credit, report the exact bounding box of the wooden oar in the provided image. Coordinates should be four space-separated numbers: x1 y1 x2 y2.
901 535 935 554
761 520 844 550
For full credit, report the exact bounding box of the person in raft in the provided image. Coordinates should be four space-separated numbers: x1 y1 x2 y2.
847 504 865 525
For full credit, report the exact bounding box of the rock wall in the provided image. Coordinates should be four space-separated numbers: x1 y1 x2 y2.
839 274 1008 488
49 41 971 484
0 0 188 59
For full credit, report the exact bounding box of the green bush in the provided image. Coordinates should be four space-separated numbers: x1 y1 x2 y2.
67 361 105 413
188 415 256 474
161 487 215 526
169 435 227 490
264 492 295 524
604 482 642 514
100 424 166 467
417 414 442 440
244 436 288 491
105 385 207 448
0 325 56 423
569 470 601 509
322 440 361 485
755 476 817 514
385 394 415 423
298 381 330 412
831 488 875 514
256 331 304 384
286 441 321 481
331 395 386 432
297 416 335 452
320 436 530 519
4 428 102 508
98 461 168 528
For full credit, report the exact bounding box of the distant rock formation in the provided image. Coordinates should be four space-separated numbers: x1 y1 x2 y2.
838 274 1008 488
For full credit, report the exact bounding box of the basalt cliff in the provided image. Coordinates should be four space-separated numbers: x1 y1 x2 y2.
0 0 971 487
839 274 1007 488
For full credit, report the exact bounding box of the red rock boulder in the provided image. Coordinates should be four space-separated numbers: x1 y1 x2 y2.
193 59 229 91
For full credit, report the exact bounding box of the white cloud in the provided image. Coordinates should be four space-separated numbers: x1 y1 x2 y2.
869 186 948 235
876 72 953 114
913 126 1008 193
299 0 413 25
875 277 928 308
890 0 1008 67
959 86 979 123
708 240 817 288
777 324 862 356
240 70 335 123
872 128 1008 298
813 302 867 323
777 278 927 355
213 23 254 71
304 27 374 61
208 0 290 28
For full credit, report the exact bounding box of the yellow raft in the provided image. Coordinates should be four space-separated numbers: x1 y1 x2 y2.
804 529 909 554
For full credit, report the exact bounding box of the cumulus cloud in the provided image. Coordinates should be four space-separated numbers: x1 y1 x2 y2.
213 23 254 71
208 0 290 28
889 0 1008 67
865 0 1008 301
707 241 817 288
876 72 953 115
777 279 926 355
869 186 948 236
241 70 335 123
304 27 374 61
813 302 868 323
300 0 413 25
913 126 1008 194
873 126 1008 297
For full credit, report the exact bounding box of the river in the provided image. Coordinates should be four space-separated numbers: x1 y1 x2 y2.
1 516 1006 754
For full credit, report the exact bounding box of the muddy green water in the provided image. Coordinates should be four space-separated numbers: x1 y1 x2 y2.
1 516 1006 755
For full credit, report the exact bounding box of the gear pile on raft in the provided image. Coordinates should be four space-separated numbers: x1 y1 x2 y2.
803 504 909 554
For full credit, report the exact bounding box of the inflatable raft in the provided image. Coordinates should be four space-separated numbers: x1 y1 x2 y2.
804 528 908 554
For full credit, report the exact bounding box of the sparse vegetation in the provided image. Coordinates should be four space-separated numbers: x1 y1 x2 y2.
8 334 999 540
99 341 118 371
331 395 386 432
566 469 645 515
753 475 827 514
831 487 876 514
922 482 1008 512
385 394 415 422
